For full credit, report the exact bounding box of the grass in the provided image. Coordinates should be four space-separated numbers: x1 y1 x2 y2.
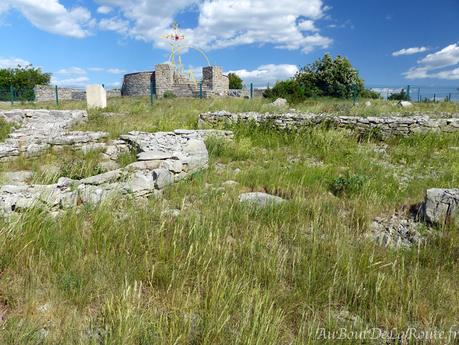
0 97 459 344
0 148 107 184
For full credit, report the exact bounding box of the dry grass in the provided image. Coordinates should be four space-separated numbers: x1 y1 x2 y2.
0 97 458 344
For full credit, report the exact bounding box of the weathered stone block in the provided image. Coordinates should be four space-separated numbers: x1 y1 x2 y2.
423 188 459 226
86 85 107 109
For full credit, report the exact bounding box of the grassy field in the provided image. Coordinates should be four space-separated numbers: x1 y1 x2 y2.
0 97 459 344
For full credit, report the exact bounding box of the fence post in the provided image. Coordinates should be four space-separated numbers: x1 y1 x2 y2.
433 93 436 102
150 79 154 106
199 81 203 99
55 85 59 106
417 88 420 102
9 85 14 105
406 85 411 100
250 83 253 99
448 93 452 102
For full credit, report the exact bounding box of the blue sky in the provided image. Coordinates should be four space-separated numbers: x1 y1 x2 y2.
0 0 458 88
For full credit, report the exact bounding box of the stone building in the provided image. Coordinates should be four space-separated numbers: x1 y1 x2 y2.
121 64 229 98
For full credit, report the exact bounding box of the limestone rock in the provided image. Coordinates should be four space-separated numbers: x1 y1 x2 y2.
137 151 176 161
239 192 285 207
423 188 459 226
369 215 426 248
80 169 122 185
272 98 288 107
98 160 120 172
86 85 107 109
398 100 413 108
153 169 174 189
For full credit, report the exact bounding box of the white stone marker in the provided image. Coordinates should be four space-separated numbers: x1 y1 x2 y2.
86 85 107 109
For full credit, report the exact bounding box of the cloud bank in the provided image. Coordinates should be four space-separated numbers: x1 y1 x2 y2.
404 43 459 80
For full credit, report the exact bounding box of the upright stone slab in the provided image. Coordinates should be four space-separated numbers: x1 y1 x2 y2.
86 85 107 109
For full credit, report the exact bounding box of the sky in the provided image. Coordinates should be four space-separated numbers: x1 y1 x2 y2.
0 0 458 88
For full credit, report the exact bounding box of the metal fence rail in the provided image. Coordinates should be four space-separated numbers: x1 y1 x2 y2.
370 85 459 102
0 86 35 103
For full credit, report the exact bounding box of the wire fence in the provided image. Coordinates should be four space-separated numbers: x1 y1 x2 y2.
0 86 35 103
1 84 458 105
370 85 459 102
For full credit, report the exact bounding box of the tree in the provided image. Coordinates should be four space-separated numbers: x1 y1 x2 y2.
295 54 364 99
0 65 51 101
228 73 243 89
263 54 366 103
263 80 305 104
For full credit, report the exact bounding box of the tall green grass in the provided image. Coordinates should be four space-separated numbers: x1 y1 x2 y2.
0 98 458 344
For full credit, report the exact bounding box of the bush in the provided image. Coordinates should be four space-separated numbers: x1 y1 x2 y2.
296 54 364 99
228 73 243 89
264 54 366 102
329 174 366 196
263 80 306 104
388 89 409 101
163 91 176 99
360 88 381 99
0 65 51 101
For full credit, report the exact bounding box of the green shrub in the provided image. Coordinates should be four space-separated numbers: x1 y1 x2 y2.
360 88 381 99
388 89 409 101
0 65 51 101
296 54 364 99
329 174 367 196
263 80 306 104
228 73 243 89
264 54 365 102
163 91 176 99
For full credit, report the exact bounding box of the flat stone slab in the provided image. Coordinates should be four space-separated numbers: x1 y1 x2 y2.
239 192 286 207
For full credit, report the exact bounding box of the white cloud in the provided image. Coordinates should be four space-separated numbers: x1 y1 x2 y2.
97 5 112 14
56 67 87 75
97 0 331 53
298 20 318 32
418 43 459 69
228 64 299 87
99 17 130 34
0 57 31 68
1 0 93 38
51 76 89 87
392 46 427 57
88 67 126 74
404 43 459 80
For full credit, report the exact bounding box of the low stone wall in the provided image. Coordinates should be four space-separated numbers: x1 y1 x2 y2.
34 86 85 102
34 86 121 102
0 125 233 215
199 111 459 137
0 109 102 160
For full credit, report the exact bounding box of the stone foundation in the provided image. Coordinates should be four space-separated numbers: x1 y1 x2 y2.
0 109 233 215
199 111 459 137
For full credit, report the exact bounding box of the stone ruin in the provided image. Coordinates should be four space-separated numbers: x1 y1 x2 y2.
0 109 232 215
199 111 459 138
121 64 229 98
0 108 458 247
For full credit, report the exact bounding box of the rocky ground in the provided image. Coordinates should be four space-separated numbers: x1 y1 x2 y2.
0 98 458 344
